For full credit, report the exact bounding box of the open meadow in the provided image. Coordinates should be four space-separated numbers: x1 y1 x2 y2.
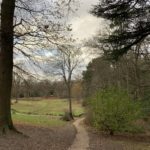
11 98 84 127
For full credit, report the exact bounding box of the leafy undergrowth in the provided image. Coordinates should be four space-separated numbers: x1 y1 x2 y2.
87 88 143 135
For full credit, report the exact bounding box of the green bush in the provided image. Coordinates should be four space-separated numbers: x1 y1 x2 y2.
140 100 150 121
88 88 142 135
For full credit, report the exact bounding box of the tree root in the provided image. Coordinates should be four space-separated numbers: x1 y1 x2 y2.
0 125 29 138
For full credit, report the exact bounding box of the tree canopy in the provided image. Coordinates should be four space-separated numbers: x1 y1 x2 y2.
91 0 150 60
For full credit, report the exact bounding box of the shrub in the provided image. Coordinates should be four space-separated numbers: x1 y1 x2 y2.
141 100 150 117
88 87 142 135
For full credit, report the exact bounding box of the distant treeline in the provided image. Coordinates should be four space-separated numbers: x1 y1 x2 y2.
12 78 83 100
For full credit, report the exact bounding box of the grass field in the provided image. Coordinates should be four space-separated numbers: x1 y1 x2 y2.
11 98 84 127
12 114 66 127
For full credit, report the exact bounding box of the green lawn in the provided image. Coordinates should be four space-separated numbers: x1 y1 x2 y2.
12 98 84 116
11 98 84 127
12 113 66 127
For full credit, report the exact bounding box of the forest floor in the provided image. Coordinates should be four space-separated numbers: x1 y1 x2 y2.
0 117 150 150
87 125 150 150
0 123 76 150
68 117 150 150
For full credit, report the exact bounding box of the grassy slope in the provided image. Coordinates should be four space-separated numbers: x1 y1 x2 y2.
13 114 66 127
12 98 84 116
12 98 84 127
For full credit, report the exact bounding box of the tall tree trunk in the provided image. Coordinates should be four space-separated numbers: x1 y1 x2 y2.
68 84 73 119
0 0 16 132
133 44 141 100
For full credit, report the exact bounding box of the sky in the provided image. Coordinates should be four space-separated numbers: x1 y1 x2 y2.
36 0 103 79
69 0 102 41
13 0 104 80
66 0 104 70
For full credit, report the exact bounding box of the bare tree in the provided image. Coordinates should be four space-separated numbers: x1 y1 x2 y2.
48 43 81 120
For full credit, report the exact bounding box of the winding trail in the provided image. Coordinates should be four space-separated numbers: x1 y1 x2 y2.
68 118 89 150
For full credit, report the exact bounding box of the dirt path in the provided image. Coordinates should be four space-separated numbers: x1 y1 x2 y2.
68 117 89 150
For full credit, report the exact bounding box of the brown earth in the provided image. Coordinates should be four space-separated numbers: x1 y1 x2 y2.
88 128 150 150
68 118 89 150
0 123 76 150
1 119 150 150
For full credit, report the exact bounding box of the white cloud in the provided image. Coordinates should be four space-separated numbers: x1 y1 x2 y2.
66 0 104 67
69 0 103 41
71 14 101 40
